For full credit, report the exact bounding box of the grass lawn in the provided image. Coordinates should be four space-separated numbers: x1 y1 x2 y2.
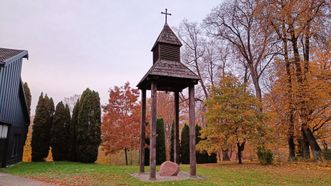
1 161 331 185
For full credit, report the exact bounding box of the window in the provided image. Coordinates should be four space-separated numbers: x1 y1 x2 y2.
0 125 8 139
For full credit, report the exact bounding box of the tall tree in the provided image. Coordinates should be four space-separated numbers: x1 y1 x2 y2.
101 82 140 165
204 0 276 105
157 92 174 161
156 118 166 165
23 82 32 114
199 75 268 164
31 93 54 161
265 0 329 160
51 102 70 161
196 125 217 163
180 124 190 164
76 88 101 163
177 20 227 101
67 99 80 161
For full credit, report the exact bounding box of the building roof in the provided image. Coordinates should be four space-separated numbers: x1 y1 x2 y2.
137 59 200 91
151 24 182 50
0 48 28 65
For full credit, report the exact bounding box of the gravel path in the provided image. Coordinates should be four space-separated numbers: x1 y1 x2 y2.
131 171 204 182
0 173 56 186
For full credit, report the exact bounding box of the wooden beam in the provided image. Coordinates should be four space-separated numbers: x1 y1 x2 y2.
150 82 157 180
189 85 196 177
174 91 180 164
139 89 146 173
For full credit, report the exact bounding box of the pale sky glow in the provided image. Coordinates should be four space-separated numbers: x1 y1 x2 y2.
0 0 221 114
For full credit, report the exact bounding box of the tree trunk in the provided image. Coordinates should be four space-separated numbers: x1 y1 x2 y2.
301 129 310 159
217 150 222 162
285 53 295 161
249 68 262 109
282 27 296 161
222 149 231 161
303 128 321 160
237 141 245 164
288 135 296 161
124 148 128 166
272 11 297 162
289 23 321 160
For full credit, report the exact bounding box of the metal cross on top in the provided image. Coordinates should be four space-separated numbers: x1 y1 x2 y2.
161 8 172 24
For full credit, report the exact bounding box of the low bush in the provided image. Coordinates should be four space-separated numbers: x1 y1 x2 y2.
323 149 331 160
257 147 273 165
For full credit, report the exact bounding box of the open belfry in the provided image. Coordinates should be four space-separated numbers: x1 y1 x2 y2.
137 9 200 180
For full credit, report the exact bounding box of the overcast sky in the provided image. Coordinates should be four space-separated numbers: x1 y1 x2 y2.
0 0 221 114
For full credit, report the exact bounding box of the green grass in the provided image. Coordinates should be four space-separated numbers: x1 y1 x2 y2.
1 161 331 185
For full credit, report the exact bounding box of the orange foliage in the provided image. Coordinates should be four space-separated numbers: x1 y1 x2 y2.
23 121 53 162
265 48 331 158
101 82 140 155
23 124 32 162
156 92 174 160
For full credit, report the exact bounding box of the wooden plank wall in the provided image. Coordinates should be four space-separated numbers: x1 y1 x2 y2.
0 59 27 167
0 59 25 126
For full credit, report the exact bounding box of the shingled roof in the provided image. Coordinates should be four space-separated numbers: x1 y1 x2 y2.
137 59 200 91
151 24 182 50
0 48 28 65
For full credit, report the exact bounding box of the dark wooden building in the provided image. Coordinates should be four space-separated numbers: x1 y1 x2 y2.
137 10 200 180
0 48 30 168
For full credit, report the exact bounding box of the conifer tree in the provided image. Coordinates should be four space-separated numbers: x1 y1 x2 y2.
76 89 101 163
23 82 32 114
31 93 54 161
68 99 80 161
156 118 166 165
31 93 47 161
180 124 190 164
180 124 217 164
144 137 150 166
51 102 70 161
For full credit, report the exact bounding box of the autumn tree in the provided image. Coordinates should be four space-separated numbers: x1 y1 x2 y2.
50 101 70 161
177 20 228 101
156 92 174 161
101 82 140 165
196 125 218 163
204 0 276 105
265 0 330 160
31 93 54 161
199 75 268 164
181 124 217 164
76 88 101 163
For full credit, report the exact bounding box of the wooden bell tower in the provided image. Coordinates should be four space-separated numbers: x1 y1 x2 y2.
137 9 200 180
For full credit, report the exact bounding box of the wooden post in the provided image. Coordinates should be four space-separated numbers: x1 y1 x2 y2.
174 91 180 164
189 85 196 177
139 89 146 173
150 82 157 180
